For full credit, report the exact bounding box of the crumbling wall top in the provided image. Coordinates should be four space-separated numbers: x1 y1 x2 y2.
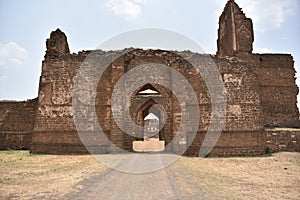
45 28 70 59
217 0 254 57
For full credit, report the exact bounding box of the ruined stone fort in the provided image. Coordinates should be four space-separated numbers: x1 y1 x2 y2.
1 0 299 156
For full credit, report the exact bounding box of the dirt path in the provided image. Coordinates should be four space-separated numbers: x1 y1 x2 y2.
70 169 181 200
66 152 300 200
67 154 198 200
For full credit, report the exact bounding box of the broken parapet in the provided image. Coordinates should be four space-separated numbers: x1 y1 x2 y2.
217 0 254 57
45 28 70 59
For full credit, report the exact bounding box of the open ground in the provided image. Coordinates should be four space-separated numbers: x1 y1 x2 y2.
0 151 299 199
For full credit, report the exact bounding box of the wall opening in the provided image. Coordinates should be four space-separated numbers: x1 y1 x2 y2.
144 113 159 139
136 84 160 96
132 99 165 152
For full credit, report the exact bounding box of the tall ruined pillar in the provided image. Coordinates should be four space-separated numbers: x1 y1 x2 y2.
217 0 254 57
30 29 87 154
45 28 70 59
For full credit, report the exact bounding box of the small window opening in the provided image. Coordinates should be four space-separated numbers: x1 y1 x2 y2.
137 84 160 95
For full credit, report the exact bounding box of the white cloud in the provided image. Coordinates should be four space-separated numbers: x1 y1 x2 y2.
253 47 272 54
0 75 6 81
0 42 29 67
132 0 149 3
238 0 298 31
107 0 149 20
215 0 299 31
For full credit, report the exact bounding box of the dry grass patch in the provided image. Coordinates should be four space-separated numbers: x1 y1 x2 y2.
171 152 300 200
0 150 107 199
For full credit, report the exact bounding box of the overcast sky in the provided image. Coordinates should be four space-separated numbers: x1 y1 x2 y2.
0 0 299 107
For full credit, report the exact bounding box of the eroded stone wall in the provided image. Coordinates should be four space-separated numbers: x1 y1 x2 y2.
31 53 87 154
20 0 300 156
217 0 254 57
249 54 299 127
0 99 37 149
266 129 300 153
30 47 273 155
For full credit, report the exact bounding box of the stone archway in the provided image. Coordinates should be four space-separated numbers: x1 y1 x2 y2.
136 99 164 137
132 98 166 152
131 84 170 152
143 112 159 139
128 82 180 153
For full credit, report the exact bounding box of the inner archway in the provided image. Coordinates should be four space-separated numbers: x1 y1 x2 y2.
132 99 166 152
144 112 159 139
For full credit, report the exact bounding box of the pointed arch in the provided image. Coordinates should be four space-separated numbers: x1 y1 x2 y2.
144 113 159 121
134 98 166 141
136 84 160 95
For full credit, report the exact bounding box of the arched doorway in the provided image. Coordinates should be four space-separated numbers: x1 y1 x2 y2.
144 112 159 139
132 89 166 152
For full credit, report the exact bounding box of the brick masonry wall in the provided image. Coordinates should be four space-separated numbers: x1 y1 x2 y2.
216 0 299 129
249 54 299 127
217 0 254 57
23 0 300 156
0 99 37 149
266 129 300 152
186 131 266 157
22 45 299 156
30 48 285 155
31 53 86 154
0 132 32 150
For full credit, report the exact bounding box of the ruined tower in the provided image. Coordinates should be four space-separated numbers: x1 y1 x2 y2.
45 28 70 59
217 0 254 57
